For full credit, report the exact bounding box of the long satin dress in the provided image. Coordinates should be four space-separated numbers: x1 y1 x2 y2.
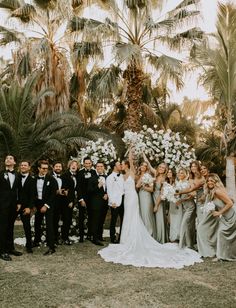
153 182 168 243
196 187 204 225
169 199 183 242
179 192 196 249
214 198 236 261
138 186 156 237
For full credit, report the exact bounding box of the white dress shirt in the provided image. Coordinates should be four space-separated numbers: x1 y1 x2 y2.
53 172 62 190
21 173 29 186
106 172 124 207
7 171 15 188
37 178 44 200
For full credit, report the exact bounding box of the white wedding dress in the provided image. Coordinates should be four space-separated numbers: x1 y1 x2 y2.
98 176 203 268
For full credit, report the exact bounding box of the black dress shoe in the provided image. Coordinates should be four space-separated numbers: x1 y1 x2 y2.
111 239 118 244
26 248 33 254
32 242 40 248
43 249 55 256
92 240 104 246
63 239 72 245
0 253 12 261
9 249 23 256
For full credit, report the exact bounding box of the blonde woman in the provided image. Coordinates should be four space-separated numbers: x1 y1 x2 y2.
198 174 236 261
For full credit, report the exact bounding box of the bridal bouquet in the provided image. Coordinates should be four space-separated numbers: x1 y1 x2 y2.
175 180 190 192
201 201 215 214
141 173 154 186
161 182 177 203
78 138 117 170
123 126 195 169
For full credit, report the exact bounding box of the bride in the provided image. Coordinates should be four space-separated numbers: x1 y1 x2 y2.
98 151 203 268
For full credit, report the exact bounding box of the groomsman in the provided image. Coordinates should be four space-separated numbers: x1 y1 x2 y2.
106 161 124 243
0 154 21 261
77 157 96 242
17 160 36 253
88 161 108 246
52 161 76 245
33 160 58 255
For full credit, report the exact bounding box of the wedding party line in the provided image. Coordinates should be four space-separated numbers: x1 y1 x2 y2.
0 151 235 268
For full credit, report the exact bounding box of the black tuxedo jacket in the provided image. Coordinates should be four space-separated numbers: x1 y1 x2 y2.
0 170 19 209
35 174 58 207
88 174 108 209
60 170 76 204
18 175 36 209
77 168 97 202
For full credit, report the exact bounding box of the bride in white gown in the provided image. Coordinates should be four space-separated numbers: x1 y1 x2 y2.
98 153 202 269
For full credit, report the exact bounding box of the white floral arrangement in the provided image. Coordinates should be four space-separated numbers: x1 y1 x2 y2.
161 182 177 203
78 138 117 170
141 173 154 186
175 180 190 192
123 126 195 169
201 201 215 214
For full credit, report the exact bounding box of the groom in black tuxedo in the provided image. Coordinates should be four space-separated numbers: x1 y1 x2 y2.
52 161 76 245
17 160 36 253
88 161 108 246
77 157 96 242
0 154 21 261
33 160 58 255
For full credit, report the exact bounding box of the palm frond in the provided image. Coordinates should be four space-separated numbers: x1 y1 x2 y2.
11 4 36 23
0 0 20 10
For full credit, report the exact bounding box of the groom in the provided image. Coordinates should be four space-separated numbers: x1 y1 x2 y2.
106 161 124 243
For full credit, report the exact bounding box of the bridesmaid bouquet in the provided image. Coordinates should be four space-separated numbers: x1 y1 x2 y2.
161 182 177 203
141 173 154 187
201 201 215 214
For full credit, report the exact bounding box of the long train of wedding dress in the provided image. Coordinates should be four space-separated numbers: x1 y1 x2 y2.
98 176 203 268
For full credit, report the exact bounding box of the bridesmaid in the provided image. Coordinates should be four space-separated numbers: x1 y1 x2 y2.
142 152 168 243
176 168 196 249
136 162 156 237
189 161 205 225
198 174 236 261
166 169 183 242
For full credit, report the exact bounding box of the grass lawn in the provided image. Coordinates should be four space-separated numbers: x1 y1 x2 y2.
0 225 236 308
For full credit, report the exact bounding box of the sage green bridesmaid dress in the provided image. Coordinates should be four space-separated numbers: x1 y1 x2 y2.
153 182 168 243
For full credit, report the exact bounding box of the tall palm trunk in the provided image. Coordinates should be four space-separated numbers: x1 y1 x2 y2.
226 155 236 203
123 61 143 132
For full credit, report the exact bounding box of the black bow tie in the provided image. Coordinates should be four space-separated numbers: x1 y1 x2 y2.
6 169 15 174
55 174 61 178
117 173 120 177
37 176 45 180
21 174 26 178
98 174 104 177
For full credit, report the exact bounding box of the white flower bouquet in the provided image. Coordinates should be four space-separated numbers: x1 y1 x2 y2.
161 182 177 203
123 126 195 169
141 173 154 186
78 138 117 170
201 201 215 214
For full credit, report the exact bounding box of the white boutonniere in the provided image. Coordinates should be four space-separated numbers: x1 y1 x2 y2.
47 181 50 186
85 172 91 179
4 173 8 180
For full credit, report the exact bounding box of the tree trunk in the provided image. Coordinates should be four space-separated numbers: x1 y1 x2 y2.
226 155 236 204
123 61 143 132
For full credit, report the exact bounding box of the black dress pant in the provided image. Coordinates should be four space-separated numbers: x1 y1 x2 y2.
54 196 73 241
110 203 124 242
98 204 108 240
78 203 86 239
18 210 32 249
91 207 104 242
34 200 54 249
0 203 16 254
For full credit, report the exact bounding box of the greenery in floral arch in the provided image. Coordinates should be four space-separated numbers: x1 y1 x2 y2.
122 125 196 169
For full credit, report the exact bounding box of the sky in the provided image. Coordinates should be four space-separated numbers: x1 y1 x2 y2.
0 0 231 102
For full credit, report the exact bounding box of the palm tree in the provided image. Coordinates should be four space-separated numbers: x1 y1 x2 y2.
68 0 203 131
0 71 118 163
192 2 236 200
0 0 73 118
